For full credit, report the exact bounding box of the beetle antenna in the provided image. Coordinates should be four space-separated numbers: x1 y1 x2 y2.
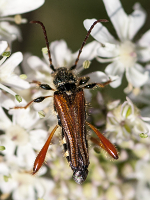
70 19 108 70
30 20 56 72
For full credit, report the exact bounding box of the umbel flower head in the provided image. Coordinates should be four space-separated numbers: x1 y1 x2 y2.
106 97 150 143
84 0 149 89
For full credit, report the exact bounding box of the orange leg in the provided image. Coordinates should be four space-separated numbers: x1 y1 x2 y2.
32 125 59 175
86 122 118 160
90 136 105 149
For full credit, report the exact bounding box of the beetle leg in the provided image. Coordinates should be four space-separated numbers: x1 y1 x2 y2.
30 80 55 91
32 125 59 175
86 122 118 160
12 95 52 109
82 79 111 89
77 77 90 86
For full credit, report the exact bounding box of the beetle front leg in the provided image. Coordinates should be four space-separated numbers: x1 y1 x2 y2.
30 80 55 91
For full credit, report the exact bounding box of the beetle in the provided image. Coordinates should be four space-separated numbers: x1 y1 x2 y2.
14 19 118 184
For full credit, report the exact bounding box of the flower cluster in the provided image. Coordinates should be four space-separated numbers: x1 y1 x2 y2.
84 0 150 91
0 0 150 200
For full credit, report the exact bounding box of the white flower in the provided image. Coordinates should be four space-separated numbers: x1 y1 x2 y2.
135 160 150 181
133 160 150 200
0 51 30 97
0 22 21 44
0 157 54 200
0 0 45 17
0 105 48 170
0 0 45 43
106 97 150 143
129 64 150 105
84 0 149 88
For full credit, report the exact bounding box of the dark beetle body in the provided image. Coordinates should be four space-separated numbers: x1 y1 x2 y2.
53 67 89 184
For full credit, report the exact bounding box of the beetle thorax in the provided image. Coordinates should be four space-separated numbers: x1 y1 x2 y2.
53 67 77 92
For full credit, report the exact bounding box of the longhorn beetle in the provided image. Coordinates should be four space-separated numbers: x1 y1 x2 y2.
14 19 118 184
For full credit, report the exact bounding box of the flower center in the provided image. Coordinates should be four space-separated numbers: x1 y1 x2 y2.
6 125 29 146
119 41 137 68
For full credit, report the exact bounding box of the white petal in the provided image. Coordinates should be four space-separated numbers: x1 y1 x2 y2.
126 64 149 87
49 40 73 68
0 22 21 43
0 52 23 74
87 71 109 83
14 109 38 129
0 106 12 129
137 30 150 47
103 1 146 40
84 18 117 44
105 61 124 87
35 178 54 198
0 90 15 109
21 53 33 75
0 52 30 89
29 129 48 150
133 118 149 135
102 0 129 41
0 174 18 194
0 41 8 55
110 77 122 88
0 0 45 17
0 163 9 174
128 3 146 40
0 136 16 157
3 75 30 89
97 56 117 63
73 41 100 72
17 144 36 170
36 166 47 176
105 61 125 75
136 30 150 62
26 55 54 84
27 55 51 73
137 48 150 63
107 99 120 110
97 43 119 58
13 184 35 200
